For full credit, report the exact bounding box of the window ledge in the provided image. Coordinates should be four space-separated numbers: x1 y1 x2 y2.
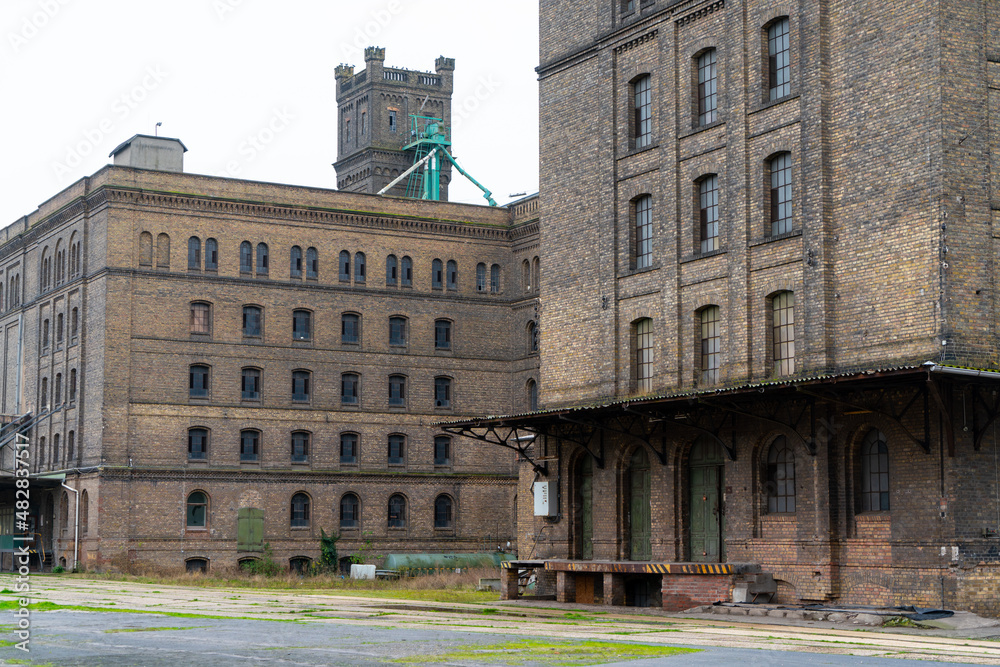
291 460 310 466
761 513 796 522
679 119 725 140
622 142 659 159
187 458 208 464
750 93 800 115
624 263 660 277
680 248 726 264
855 512 891 522
749 229 802 247
290 526 311 531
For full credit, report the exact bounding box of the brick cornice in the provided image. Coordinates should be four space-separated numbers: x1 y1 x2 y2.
100 467 517 485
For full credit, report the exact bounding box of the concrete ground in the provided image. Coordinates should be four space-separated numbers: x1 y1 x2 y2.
4 575 1000 665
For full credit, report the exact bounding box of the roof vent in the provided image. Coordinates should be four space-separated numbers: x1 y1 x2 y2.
109 134 187 173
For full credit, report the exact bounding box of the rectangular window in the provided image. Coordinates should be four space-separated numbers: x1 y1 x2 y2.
772 291 795 376
240 431 259 462
435 320 451 350
340 433 358 464
768 18 791 101
389 110 397 133
292 310 311 341
189 429 208 460
341 373 359 405
191 303 211 335
700 307 721 385
292 371 310 402
243 306 262 337
360 111 366 136
700 175 719 253
190 366 210 398
434 377 451 409
633 75 652 149
291 432 309 463
634 195 652 269
697 49 718 126
342 314 360 344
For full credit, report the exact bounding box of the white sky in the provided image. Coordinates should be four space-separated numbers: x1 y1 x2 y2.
0 0 539 226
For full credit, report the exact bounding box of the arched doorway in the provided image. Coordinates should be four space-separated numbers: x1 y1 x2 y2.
626 448 651 561
573 455 593 559
689 437 725 562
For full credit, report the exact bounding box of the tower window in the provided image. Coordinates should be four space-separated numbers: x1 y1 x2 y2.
700 306 721 385
697 49 718 126
768 18 791 101
699 175 719 253
633 75 652 149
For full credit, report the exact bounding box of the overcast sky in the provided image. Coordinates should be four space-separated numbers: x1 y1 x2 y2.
0 0 539 226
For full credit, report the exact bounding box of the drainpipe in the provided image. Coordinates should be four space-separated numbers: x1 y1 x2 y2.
14 313 24 409
60 480 79 571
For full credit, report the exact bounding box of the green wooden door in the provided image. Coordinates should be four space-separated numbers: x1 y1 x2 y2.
575 456 594 559
628 449 651 561
238 508 264 552
689 439 724 562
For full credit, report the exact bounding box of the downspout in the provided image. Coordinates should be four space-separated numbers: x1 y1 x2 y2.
14 313 24 409
60 479 79 571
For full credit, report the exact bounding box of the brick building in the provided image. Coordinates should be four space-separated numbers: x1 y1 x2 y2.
0 130 539 572
446 0 1000 615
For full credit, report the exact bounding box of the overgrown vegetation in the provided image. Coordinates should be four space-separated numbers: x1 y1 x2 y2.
391 639 699 665
238 544 283 577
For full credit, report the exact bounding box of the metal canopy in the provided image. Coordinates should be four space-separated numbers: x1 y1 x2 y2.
441 364 1000 470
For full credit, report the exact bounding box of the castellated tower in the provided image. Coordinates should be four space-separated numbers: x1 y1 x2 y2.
334 47 455 199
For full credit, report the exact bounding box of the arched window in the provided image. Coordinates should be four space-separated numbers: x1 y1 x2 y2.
42 318 50 350
188 427 209 460
699 175 719 253
388 434 405 465
434 435 451 465
490 264 501 293
861 429 889 512
766 436 795 513
242 305 262 338
241 368 261 401
52 433 60 463
292 310 312 341
699 306 721 385
632 74 652 148
532 257 540 292
290 245 302 278
189 364 210 398
341 374 360 405
80 490 89 535
40 377 48 409
772 291 795 376
386 254 398 286
767 17 791 101
71 308 79 341
527 379 538 411
341 313 360 344
291 493 310 527
240 429 260 461
388 375 406 406
306 247 318 279
340 493 360 528
340 433 359 463
434 495 453 528
139 232 153 266
354 252 366 283
401 256 413 286
446 260 458 290
156 233 170 269
292 370 311 402
240 241 253 273
67 431 75 461
40 248 51 290
431 259 443 289
696 49 717 126
388 494 406 528
527 321 538 354
191 302 211 335
188 237 201 270
291 431 310 463
205 238 218 271
186 492 208 528
56 313 64 345
256 243 269 275
54 374 62 404
633 318 653 392
339 250 351 281
476 263 487 292
769 152 793 235
69 369 77 403
633 195 652 269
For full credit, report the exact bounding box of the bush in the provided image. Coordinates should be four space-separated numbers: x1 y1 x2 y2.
319 529 339 573
51 565 65 574
238 544 282 577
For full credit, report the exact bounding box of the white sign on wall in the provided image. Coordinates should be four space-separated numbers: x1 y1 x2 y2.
533 481 557 516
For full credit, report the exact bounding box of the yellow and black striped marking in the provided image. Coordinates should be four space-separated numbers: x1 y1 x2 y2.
544 560 736 575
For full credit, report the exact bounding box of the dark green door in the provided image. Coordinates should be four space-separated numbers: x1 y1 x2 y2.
628 449 651 561
575 456 594 559
689 439 724 562
238 508 264 552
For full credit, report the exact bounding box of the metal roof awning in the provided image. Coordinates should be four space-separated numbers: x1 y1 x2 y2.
440 363 1000 472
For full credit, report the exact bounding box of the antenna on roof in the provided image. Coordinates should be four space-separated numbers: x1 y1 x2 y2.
155 122 162 137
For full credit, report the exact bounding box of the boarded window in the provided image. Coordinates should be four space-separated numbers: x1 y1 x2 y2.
237 507 264 551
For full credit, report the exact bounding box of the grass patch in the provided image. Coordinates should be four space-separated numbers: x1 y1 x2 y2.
0 599 300 623
392 639 699 665
0 639 16 646
105 626 202 633
882 616 921 628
